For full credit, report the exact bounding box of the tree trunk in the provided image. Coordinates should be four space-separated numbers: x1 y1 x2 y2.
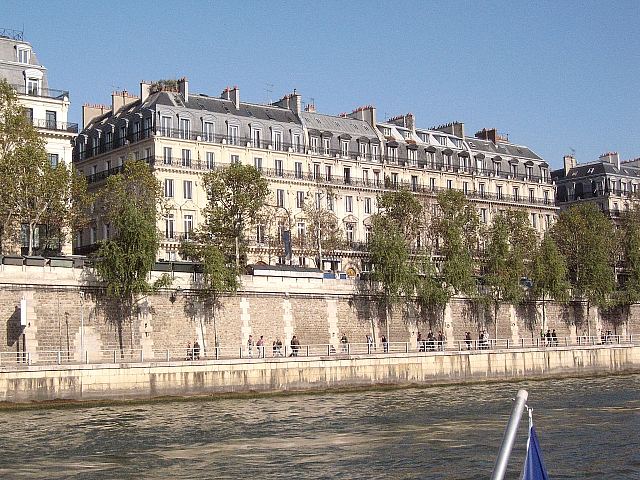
541 293 546 335
235 235 240 270
386 303 391 342
494 302 499 340
586 300 591 338
28 222 35 256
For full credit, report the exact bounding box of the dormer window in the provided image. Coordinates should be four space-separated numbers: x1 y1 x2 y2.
436 135 447 145
26 77 40 95
17 47 31 64
451 138 462 148
382 127 391 136
341 140 349 157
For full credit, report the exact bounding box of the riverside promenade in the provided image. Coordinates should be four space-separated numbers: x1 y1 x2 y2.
1 339 638 404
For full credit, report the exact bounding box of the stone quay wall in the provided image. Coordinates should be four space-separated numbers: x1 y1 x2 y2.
0 264 639 362
1 345 638 403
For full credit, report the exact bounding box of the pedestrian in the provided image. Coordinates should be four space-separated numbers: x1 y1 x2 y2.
247 334 254 358
186 341 192 360
366 334 374 353
437 331 444 351
257 335 265 358
465 332 472 350
276 337 283 356
290 335 300 357
341 332 349 353
427 331 434 352
381 334 388 353
417 331 424 352
545 329 552 347
193 340 201 360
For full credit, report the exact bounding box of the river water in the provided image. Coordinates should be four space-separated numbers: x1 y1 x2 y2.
0 374 638 479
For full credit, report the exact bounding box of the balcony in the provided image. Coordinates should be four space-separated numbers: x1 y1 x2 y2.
31 118 78 133
12 83 69 100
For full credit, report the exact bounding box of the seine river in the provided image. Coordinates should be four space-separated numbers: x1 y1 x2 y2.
0 374 638 479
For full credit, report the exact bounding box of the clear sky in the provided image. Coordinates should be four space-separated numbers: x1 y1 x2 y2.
4 0 639 168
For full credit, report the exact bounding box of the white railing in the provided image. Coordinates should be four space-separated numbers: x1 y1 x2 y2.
0 335 636 368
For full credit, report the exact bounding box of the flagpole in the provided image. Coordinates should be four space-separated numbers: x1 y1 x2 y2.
491 389 529 480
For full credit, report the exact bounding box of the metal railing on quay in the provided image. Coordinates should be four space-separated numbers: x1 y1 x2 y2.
1 336 635 368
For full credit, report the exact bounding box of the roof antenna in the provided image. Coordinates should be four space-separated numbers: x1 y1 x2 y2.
265 83 274 104
570 147 576 156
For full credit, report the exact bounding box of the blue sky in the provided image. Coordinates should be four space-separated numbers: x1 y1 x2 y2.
4 0 639 168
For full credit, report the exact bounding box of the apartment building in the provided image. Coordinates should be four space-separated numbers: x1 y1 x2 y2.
73 78 557 275
0 29 78 253
552 152 640 219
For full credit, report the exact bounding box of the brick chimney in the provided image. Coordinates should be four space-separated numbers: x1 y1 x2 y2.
140 80 152 101
348 105 377 128
304 101 316 113
111 90 139 114
273 90 302 115
599 152 620 169
563 154 577 175
475 128 498 143
220 86 240 109
177 77 189 102
82 104 110 129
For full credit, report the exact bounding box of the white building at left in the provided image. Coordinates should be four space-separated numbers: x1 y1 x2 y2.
0 29 77 168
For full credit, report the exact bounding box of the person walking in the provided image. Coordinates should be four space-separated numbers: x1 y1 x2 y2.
366 334 374 353
341 333 349 353
186 341 193 360
465 332 472 350
381 334 388 353
247 335 254 358
193 340 201 360
257 335 265 358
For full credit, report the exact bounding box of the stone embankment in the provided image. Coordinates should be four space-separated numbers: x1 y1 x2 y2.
1 344 638 403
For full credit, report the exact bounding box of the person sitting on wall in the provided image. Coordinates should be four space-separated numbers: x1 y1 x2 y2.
193 340 200 360
437 331 445 351
276 338 283 356
426 331 435 352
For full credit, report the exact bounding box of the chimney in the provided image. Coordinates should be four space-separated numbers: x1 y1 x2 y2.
475 128 498 144
82 104 110 129
304 101 316 113
272 90 302 115
348 105 377 128
452 121 464 139
111 90 139 114
140 80 152 101
220 86 239 109
563 154 577 175
599 152 620 169
177 77 189 102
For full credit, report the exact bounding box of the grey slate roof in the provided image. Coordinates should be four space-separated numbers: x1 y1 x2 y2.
465 138 542 160
553 161 640 181
300 111 378 138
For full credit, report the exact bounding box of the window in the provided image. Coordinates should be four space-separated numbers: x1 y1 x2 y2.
276 189 285 207
120 125 127 143
541 168 548 182
165 214 175 239
310 136 319 154
179 118 190 140
203 121 215 142
295 162 303 179
17 47 30 64
45 110 57 129
529 189 535 203
362 169 369 184
446 179 453 190
256 224 266 244
145 147 152 160
411 175 418 192
478 183 486 196
345 196 353 212
496 185 503 199
143 117 152 135
494 162 501 176
545 215 551 228
313 163 321 180
374 171 380 186
296 191 304 208
48 153 59 168
160 116 172 136
435 135 446 145
526 166 533 179
133 150 140 161
275 159 283 176
543 190 549 204
444 153 452 168
344 167 351 184
231 154 240 164
228 125 239 145
292 134 302 152
341 140 349 157
325 165 332 181
105 160 111 171
364 197 372 214
452 138 462 148
26 77 40 95
315 193 322 209
90 226 96 245
254 157 262 172
359 142 368 158
132 121 140 141
387 146 398 162
511 164 518 177
183 180 193 200
372 144 379 161
365 226 372 243
297 222 306 239
272 131 283 151
327 195 334 211
206 152 215 169
427 151 435 169
463 182 469 195
345 223 355 244
408 149 416 165
531 213 537 228
429 178 436 191
164 179 174 197
382 127 391 136
184 215 193 238
181 149 191 167
323 138 331 155
513 187 519 201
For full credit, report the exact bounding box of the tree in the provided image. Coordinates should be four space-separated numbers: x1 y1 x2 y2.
95 160 168 351
368 190 423 339
200 163 269 268
180 241 239 353
300 188 343 269
615 205 640 330
551 203 615 336
530 233 570 335
483 210 536 339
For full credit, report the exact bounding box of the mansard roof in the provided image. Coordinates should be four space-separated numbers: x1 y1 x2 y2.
553 161 640 181
300 111 378 139
465 138 542 161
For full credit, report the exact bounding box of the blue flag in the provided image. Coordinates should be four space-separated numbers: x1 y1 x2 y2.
522 423 549 480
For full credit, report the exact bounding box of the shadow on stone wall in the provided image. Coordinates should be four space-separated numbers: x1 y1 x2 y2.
6 306 21 347
516 301 538 335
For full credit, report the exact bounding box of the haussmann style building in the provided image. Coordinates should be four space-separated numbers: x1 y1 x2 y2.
73 78 557 276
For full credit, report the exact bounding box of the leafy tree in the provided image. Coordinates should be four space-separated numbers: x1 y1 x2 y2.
95 160 168 351
200 163 269 268
530 233 570 335
551 203 615 336
368 190 423 339
412 248 449 326
614 205 640 329
483 210 536 339
180 242 239 353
